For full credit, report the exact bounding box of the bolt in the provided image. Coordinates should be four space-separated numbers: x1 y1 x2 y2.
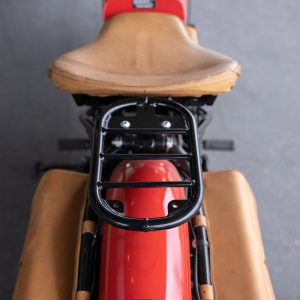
161 120 172 128
120 120 131 128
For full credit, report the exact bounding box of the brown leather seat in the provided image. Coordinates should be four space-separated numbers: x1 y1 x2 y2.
49 12 240 98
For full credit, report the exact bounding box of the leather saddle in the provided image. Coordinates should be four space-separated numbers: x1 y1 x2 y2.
49 12 240 98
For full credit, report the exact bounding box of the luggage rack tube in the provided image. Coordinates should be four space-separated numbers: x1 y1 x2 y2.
89 98 204 232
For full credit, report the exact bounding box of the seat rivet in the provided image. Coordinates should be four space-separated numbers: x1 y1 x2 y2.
120 120 131 128
161 121 171 128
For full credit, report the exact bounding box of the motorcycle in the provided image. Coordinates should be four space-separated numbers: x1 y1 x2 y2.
13 1 275 299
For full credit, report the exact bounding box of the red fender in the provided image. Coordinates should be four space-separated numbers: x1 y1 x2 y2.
99 160 192 300
103 0 189 22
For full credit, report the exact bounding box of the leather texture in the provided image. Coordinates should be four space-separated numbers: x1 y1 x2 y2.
203 171 275 300
13 169 275 300
12 170 88 300
49 12 240 98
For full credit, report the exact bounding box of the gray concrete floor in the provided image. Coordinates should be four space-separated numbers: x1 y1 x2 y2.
0 0 299 299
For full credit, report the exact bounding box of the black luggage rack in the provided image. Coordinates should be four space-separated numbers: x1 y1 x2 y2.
89 98 204 231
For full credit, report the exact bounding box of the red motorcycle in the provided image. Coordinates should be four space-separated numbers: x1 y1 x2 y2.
13 1 275 300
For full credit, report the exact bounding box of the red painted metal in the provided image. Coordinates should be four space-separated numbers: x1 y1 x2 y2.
103 0 188 22
99 160 192 300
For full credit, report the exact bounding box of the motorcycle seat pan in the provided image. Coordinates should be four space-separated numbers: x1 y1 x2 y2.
13 169 274 300
49 12 240 98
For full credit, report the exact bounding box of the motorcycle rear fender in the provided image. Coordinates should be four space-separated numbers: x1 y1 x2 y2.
103 0 189 22
99 160 192 300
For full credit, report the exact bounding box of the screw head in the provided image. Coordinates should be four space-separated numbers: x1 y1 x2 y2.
161 120 172 128
120 120 131 128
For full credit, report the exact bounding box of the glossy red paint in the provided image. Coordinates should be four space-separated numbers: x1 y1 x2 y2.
103 0 188 22
99 160 192 300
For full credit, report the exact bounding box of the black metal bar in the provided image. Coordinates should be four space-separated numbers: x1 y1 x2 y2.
194 208 213 296
99 180 195 189
90 232 101 300
189 221 201 300
195 225 212 285
77 232 95 292
89 98 204 232
103 128 188 134
101 153 192 160
76 203 98 294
